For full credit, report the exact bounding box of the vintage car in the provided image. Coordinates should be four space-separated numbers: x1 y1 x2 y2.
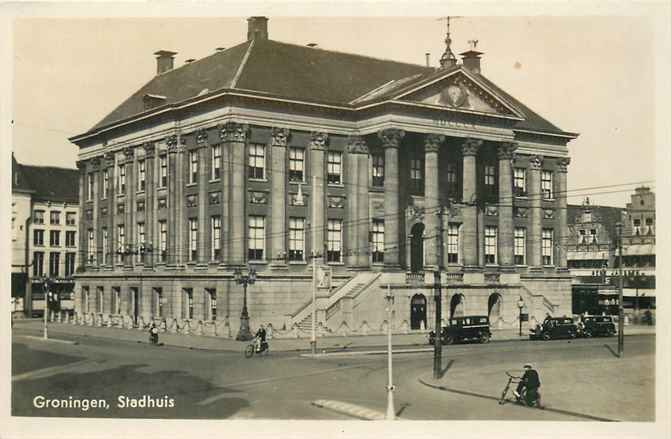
428 315 491 345
529 317 578 340
578 315 616 337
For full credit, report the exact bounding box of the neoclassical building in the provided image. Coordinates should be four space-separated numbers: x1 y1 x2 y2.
70 17 577 337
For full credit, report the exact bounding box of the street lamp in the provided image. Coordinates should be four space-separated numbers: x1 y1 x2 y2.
615 222 624 357
234 266 257 341
517 297 525 337
384 285 395 420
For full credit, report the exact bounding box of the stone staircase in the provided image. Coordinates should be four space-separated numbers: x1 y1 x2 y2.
292 272 381 332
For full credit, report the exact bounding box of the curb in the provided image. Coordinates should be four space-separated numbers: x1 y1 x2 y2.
301 347 432 358
20 335 78 345
311 399 387 420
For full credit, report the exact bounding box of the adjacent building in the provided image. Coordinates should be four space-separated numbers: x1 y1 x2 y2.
11 154 79 317
69 17 577 337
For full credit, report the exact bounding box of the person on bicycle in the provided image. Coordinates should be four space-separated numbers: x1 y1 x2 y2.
514 363 542 407
149 323 159 344
255 325 268 353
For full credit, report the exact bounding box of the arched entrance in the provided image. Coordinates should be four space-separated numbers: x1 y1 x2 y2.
410 223 425 273
410 294 427 330
488 293 503 321
450 293 465 318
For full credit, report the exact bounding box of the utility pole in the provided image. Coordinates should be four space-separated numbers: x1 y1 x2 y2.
385 284 395 419
43 279 49 340
616 222 624 357
311 251 317 355
433 208 443 379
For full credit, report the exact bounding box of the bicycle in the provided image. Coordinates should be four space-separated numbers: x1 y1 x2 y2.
499 370 542 407
244 337 270 358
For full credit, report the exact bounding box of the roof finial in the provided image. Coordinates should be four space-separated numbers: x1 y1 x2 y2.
438 16 460 69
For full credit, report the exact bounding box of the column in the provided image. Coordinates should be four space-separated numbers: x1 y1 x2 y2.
556 158 570 269
424 134 445 270
346 136 370 268
497 142 517 268
270 127 289 268
196 130 209 264
166 135 179 265
378 128 405 269
175 138 186 266
76 161 87 271
221 122 248 266
123 146 135 268
91 158 100 267
528 154 543 268
310 132 328 258
461 138 482 268
105 153 115 268
143 143 155 266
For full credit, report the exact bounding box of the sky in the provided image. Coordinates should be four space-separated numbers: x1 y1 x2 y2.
11 15 657 207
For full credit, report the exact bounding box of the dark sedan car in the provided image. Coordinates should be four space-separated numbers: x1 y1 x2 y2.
428 315 491 345
529 317 578 340
579 315 616 337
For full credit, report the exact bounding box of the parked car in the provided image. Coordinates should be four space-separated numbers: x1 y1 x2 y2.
529 317 578 340
428 315 491 345
578 315 616 337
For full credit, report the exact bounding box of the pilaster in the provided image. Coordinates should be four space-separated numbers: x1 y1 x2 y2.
221 122 249 266
528 154 543 268
556 157 570 269
310 131 328 259
196 130 209 264
497 142 517 268
270 127 290 268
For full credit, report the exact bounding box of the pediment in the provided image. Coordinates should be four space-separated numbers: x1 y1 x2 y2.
397 70 522 118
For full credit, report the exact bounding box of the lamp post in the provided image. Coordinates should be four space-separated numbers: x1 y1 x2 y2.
43 279 50 339
517 297 525 337
615 222 624 357
384 284 395 420
234 266 256 341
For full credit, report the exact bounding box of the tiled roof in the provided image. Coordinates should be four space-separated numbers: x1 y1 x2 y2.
568 204 625 243
88 38 569 137
13 159 79 204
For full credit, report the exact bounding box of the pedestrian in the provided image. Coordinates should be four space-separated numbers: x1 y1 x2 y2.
514 363 543 408
149 322 159 345
255 325 267 352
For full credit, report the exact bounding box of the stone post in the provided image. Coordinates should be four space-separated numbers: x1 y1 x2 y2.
378 128 405 269
497 142 517 268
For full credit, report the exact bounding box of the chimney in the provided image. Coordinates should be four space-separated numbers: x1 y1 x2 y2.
247 16 269 41
425 52 430 67
185 58 196 64
460 40 483 74
215 47 226 52
154 50 177 75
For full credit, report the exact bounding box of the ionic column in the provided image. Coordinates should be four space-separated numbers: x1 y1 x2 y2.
461 138 482 268
196 130 209 264
424 134 445 270
378 128 405 269
143 143 155 266
166 135 179 265
497 142 517 268
270 127 289 268
123 146 135 268
310 132 328 259
528 155 543 268
556 158 570 269
346 136 370 268
221 122 248 266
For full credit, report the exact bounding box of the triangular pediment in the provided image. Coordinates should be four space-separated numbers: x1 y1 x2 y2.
396 70 523 118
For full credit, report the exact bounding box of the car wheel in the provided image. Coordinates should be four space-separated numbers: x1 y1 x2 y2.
542 333 551 341
584 331 592 338
569 331 577 339
479 333 491 344
446 335 455 345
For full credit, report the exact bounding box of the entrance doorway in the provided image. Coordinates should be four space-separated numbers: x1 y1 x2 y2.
488 293 503 321
410 223 425 273
450 294 465 318
410 294 427 330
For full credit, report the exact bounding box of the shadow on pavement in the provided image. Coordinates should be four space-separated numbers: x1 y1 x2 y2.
603 344 620 359
12 363 250 419
437 359 455 379
12 342 85 376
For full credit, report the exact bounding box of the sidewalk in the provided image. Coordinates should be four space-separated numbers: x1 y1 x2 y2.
12 319 655 353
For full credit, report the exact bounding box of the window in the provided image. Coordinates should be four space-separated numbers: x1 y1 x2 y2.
211 216 221 260
371 220 384 264
513 168 526 196
189 218 198 261
207 289 217 321
34 210 45 225
96 287 104 313
646 217 654 235
34 229 44 246
33 252 44 277
288 217 305 262
327 151 342 185
49 252 60 277
50 211 61 225
102 169 109 198
248 144 265 179
590 229 597 245
410 158 423 193
211 145 222 180
101 228 108 264
447 163 458 198
447 224 459 264
248 216 265 260
484 226 498 265
372 154 384 187
87 172 94 201
88 229 95 264
189 150 198 184
111 287 121 315
117 164 126 194
542 229 554 265
184 288 194 319
633 219 641 236
65 231 76 247
514 228 526 265
484 164 496 187
65 252 75 277
137 160 146 191
209 191 221 205
159 221 167 263
289 147 305 182
541 170 553 199
327 219 343 263
116 225 125 263
159 155 168 188
66 212 76 226
137 222 145 263
50 230 60 247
